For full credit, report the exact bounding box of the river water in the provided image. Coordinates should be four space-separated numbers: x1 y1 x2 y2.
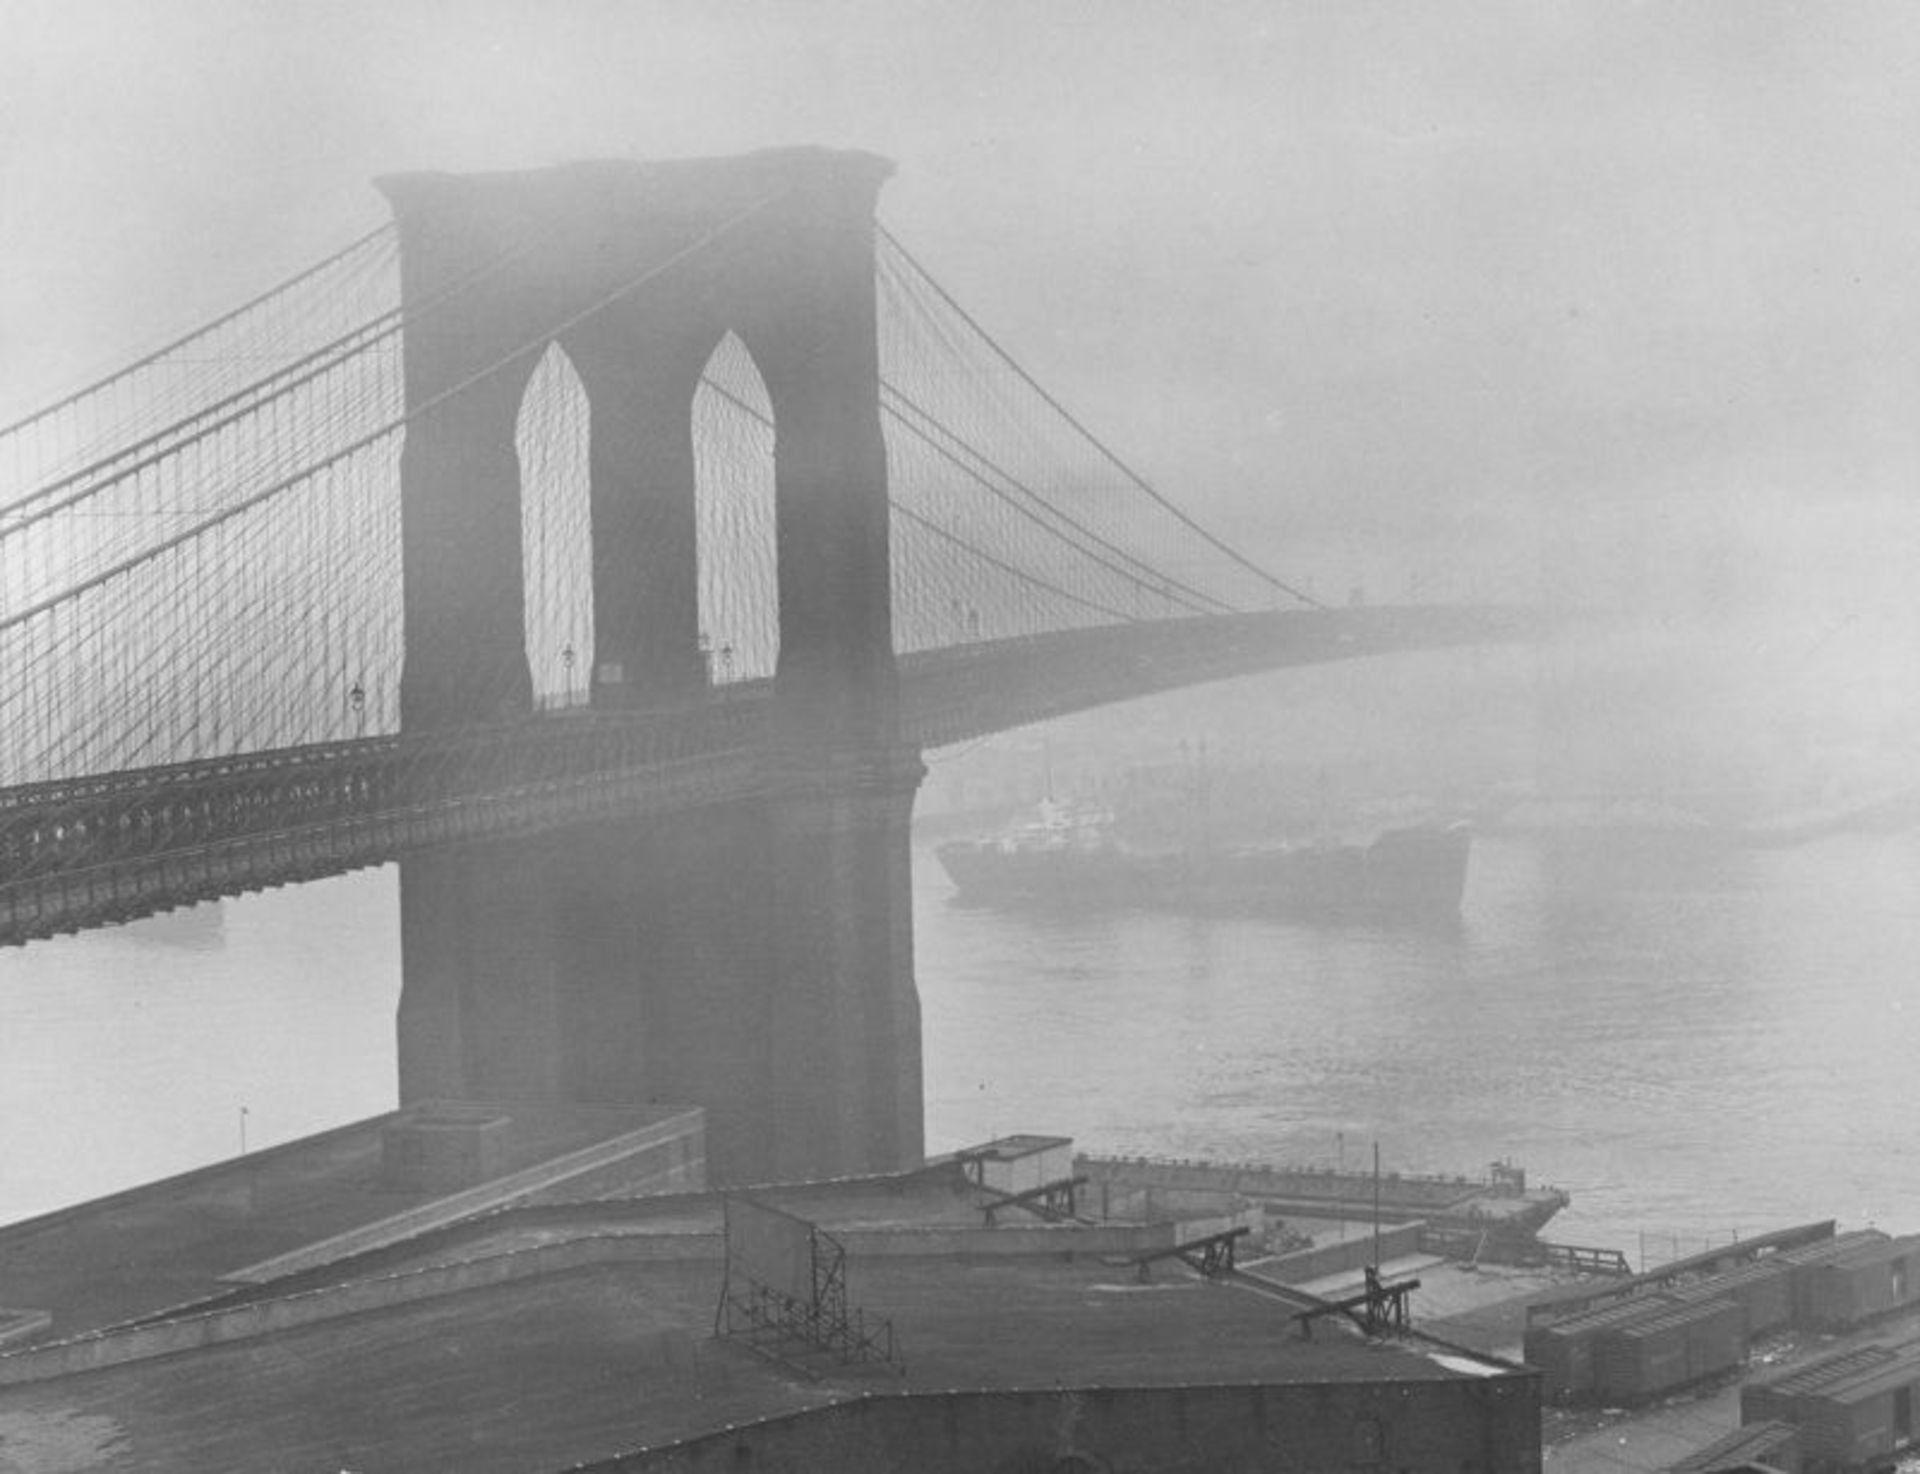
2 829 1917 1259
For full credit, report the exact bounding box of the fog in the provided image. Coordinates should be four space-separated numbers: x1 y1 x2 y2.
8 20 1920 1457
4 0 1918 804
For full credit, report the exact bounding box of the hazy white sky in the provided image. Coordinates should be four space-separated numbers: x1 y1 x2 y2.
3 1 1918 634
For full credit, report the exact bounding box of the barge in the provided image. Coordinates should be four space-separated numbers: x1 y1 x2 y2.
1077 1154 1568 1260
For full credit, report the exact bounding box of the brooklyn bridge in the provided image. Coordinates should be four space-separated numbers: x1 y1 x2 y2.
0 148 1533 1183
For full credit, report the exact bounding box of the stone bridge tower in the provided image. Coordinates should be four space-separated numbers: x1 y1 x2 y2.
379 150 922 1183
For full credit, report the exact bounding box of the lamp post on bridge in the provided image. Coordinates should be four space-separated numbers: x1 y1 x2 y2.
700 634 734 685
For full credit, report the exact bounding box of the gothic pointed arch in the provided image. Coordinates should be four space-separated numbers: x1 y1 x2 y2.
515 341 592 710
691 330 778 683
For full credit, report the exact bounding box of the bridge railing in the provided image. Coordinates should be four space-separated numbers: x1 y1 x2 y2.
0 694 778 942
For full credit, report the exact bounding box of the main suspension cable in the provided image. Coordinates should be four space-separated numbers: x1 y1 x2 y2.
878 224 1322 610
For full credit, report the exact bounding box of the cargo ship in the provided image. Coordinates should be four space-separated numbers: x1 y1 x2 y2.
934 798 1471 920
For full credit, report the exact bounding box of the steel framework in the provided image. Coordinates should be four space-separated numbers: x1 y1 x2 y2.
715 1196 903 1378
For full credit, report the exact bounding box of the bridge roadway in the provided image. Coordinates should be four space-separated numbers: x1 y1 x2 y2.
0 605 1535 946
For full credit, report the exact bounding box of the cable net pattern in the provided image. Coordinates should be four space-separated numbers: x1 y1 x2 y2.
0 213 1304 786
877 229 1310 651
0 229 408 782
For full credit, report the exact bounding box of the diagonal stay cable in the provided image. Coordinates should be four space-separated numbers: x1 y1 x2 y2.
878 224 1323 609
0 239 519 533
0 192 789 641
0 223 396 443
879 382 1230 615
0 312 395 534
889 500 1138 624
694 373 1145 626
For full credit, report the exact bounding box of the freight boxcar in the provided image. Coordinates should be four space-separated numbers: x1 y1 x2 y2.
1790 1352 1920 1472
1525 1294 1678 1402
1595 1297 1746 1403
1794 1234 1920 1333
1777 1229 1890 1330
1740 1343 1897 1429
1665 1418 1801 1474
1670 1255 1796 1340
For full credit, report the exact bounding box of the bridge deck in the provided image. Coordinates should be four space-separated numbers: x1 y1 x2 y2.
0 605 1538 948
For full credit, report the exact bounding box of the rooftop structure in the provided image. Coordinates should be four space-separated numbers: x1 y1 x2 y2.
0 1124 1540 1472
0 1099 702 1343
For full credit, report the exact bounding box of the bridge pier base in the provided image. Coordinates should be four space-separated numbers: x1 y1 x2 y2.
393 750 924 1185
764 748 926 1183
397 849 565 1103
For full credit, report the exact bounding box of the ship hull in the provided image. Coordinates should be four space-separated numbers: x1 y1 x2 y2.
936 823 1470 920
